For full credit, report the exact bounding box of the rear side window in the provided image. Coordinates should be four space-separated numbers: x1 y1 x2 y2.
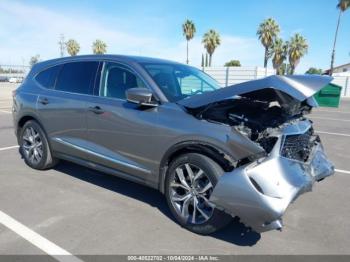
55 61 99 94
35 65 61 89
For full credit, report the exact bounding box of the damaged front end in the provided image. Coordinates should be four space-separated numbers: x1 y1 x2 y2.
179 75 335 232
210 120 334 232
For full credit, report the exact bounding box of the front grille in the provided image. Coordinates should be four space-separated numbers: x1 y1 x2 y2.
281 128 313 162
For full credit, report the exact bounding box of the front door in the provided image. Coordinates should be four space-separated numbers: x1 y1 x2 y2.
85 62 160 183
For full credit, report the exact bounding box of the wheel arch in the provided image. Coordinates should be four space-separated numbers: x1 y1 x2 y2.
16 114 44 141
158 141 236 193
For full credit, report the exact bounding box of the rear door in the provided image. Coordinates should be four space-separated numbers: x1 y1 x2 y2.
36 61 99 160
85 61 160 183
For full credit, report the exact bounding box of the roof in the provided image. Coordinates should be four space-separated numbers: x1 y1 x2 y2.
35 54 181 68
325 62 350 73
333 62 350 69
29 54 183 76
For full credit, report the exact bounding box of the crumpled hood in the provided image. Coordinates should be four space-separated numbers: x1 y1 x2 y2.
178 75 333 108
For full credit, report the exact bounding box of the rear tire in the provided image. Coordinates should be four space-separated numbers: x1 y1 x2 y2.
165 153 232 235
19 120 58 170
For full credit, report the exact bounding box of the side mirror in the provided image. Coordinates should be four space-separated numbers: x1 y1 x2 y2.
126 88 158 107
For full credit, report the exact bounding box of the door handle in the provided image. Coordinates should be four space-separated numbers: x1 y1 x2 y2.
88 106 105 114
38 97 49 105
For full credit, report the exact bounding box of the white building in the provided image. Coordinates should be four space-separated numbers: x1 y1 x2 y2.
326 62 350 76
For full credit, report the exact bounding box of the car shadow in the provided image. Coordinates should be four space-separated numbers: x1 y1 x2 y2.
54 160 261 247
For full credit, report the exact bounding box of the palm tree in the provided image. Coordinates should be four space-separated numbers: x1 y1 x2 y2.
288 33 308 75
329 0 350 75
182 20 196 64
257 18 280 68
92 39 107 54
271 38 288 75
65 39 80 56
202 30 221 67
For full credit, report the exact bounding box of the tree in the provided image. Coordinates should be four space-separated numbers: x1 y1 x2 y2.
279 63 290 75
271 38 288 75
29 55 40 67
202 29 221 67
182 19 196 64
329 0 350 75
205 53 209 67
92 39 107 54
305 67 323 75
224 60 241 67
66 39 80 56
288 33 308 75
257 18 280 68
201 54 204 67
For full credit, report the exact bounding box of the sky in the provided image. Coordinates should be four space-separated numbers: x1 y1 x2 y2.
0 0 349 73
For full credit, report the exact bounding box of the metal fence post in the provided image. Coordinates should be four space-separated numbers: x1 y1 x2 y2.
225 67 229 86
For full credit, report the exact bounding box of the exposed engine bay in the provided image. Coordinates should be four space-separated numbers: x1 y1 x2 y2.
189 89 314 153
178 75 335 233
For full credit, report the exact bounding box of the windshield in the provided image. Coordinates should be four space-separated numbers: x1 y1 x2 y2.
142 63 221 102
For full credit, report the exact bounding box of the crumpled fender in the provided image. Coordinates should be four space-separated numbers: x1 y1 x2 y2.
209 120 335 233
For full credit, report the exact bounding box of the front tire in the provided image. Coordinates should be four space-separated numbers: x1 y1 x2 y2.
165 153 232 235
19 120 58 170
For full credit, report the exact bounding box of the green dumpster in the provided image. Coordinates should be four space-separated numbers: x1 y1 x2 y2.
314 83 342 108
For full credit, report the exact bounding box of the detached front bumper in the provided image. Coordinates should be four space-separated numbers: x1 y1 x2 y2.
210 120 334 233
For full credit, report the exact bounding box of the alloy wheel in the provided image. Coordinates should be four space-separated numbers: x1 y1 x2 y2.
169 163 215 224
22 126 43 165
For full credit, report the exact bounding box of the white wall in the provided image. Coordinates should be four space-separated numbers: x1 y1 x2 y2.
202 66 275 87
202 66 350 97
332 76 350 97
333 64 350 74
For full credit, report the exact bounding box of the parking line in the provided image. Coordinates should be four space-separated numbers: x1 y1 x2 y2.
0 109 11 114
0 145 19 151
316 130 350 137
335 169 350 175
0 210 83 262
311 116 350 122
316 110 350 114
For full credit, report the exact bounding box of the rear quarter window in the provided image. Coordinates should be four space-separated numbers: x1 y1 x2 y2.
35 65 62 89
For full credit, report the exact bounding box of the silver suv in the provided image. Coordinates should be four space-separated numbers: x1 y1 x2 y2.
12 55 334 234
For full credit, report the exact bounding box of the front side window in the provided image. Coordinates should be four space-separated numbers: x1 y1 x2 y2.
35 65 61 89
99 62 146 99
55 61 99 94
142 63 220 102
